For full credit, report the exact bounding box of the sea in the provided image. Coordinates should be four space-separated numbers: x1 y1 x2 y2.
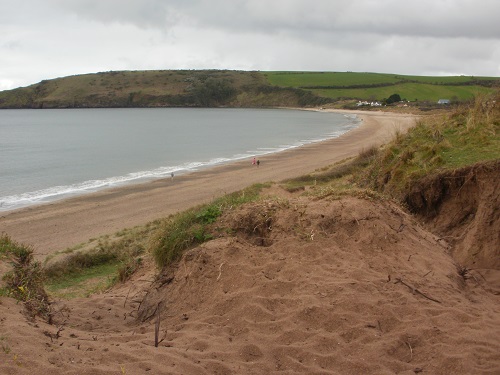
0 108 359 211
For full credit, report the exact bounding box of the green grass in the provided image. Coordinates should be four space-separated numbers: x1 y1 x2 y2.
391 75 498 84
0 234 50 320
42 223 152 298
1 222 151 300
265 72 402 87
281 146 388 201
265 71 499 102
281 93 499 202
150 183 267 268
358 93 499 198
45 262 121 299
0 234 19 258
281 146 379 191
44 248 121 280
311 83 493 102
265 71 499 87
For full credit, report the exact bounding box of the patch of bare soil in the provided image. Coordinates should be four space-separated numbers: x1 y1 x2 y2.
1 191 499 374
405 160 500 271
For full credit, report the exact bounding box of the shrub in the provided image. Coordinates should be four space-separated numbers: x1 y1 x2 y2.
1 235 51 321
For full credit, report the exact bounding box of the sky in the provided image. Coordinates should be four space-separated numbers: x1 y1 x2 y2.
1 0 500 91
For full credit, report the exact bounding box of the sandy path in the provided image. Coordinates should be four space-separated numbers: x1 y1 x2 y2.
0 110 418 259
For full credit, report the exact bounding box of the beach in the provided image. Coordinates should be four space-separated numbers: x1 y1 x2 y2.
2 109 499 375
0 110 417 259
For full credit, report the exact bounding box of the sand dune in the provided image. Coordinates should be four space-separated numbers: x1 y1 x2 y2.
1 194 499 374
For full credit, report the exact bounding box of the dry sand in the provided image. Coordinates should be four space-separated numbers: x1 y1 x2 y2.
1 109 499 375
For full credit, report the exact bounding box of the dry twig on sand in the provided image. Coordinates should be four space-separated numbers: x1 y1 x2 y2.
405 341 413 362
395 277 441 304
217 262 225 281
154 303 165 348
124 286 132 308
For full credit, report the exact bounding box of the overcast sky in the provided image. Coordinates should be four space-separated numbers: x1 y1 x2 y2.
1 0 499 90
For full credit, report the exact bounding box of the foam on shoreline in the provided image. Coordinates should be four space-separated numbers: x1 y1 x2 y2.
0 118 359 212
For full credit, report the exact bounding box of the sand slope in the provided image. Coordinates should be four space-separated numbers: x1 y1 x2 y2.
1 194 499 374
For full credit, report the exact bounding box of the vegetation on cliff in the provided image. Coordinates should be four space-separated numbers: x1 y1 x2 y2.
0 69 498 109
360 93 499 199
0 70 330 109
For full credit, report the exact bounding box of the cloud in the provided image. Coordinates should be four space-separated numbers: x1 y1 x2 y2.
44 0 500 39
47 0 173 29
0 0 499 89
162 0 500 40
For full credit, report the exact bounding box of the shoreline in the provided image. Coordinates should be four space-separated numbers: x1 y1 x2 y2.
0 110 418 259
0 109 360 213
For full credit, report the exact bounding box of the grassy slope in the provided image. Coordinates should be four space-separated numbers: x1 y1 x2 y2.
360 94 499 197
265 71 499 102
283 93 499 201
0 70 269 108
0 70 498 108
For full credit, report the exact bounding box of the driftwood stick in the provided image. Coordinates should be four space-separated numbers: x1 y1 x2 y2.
395 277 441 304
154 305 161 348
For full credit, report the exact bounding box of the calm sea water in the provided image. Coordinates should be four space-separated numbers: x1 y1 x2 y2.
0 108 359 211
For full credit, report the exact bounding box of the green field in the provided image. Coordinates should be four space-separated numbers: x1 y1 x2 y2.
265 72 403 86
265 72 499 102
265 71 498 86
311 83 493 102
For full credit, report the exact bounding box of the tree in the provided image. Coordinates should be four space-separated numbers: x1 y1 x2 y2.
385 93 402 105
192 78 237 106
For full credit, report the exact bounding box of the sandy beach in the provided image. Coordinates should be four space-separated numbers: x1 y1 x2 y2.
0 110 417 259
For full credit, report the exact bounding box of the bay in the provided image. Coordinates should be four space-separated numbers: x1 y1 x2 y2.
0 108 359 211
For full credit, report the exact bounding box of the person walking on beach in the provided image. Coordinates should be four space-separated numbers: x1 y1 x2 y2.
257 159 260 167
252 157 256 166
